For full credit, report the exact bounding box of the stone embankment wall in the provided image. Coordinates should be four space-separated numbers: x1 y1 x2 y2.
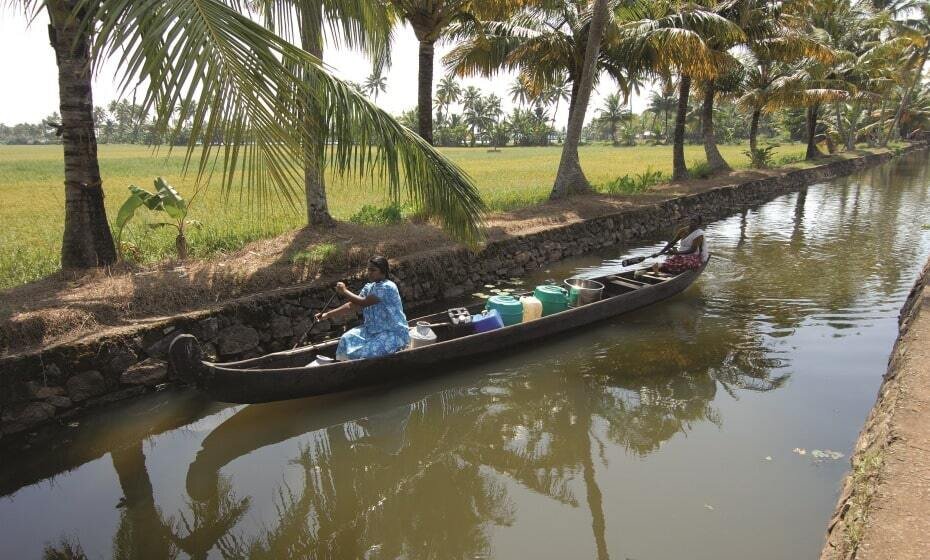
1 145 926 441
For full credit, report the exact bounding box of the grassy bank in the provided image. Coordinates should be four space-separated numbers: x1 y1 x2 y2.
0 142 806 289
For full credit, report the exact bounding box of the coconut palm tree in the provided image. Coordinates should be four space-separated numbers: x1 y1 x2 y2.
444 0 646 196
597 92 628 145
883 2 930 145
436 75 463 120
385 0 523 145
15 0 487 272
646 84 677 142
508 76 536 107
542 78 572 136
618 0 745 180
363 71 388 102
256 0 394 227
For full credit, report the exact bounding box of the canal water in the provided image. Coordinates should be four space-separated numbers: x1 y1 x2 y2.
3 152 930 559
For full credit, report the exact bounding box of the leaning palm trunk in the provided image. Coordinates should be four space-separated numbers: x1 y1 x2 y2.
749 109 761 154
417 39 435 144
550 0 609 199
885 44 930 146
672 75 691 181
805 104 823 160
48 0 117 269
701 84 730 172
299 20 333 227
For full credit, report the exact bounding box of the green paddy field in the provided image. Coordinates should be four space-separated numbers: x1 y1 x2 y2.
0 143 807 289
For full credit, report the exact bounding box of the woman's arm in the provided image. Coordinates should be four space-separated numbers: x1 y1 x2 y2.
315 282 380 321
656 226 689 255
676 235 703 255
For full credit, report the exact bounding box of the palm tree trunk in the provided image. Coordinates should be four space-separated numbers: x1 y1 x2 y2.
805 104 823 160
834 100 844 148
701 83 730 172
664 109 669 143
749 109 761 154
885 44 929 146
48 0 117 270
847 101 859 151
300 20 333 227
417 39 435 145
550 0 609 199
875 98 887 147
672 75 691 181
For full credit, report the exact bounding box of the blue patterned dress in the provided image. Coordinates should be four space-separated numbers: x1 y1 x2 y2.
336 280 410 360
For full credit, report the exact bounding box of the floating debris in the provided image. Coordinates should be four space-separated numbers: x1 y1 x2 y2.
484 284 495 288
704 504 715 511
793 448 807 456
472 293 490 299
811 449 844 460
765 456 773 461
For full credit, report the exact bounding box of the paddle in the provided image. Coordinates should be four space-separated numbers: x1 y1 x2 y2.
293 289 340 349
621 252 660 267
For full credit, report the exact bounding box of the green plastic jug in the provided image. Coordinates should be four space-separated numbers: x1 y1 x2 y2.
533 285 569 316
485 295 524 326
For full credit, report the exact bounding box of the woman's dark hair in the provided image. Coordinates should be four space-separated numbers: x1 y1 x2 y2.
690 215 703 227
369 256 390 278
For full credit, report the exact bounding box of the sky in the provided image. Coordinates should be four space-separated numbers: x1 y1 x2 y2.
0 9 653 128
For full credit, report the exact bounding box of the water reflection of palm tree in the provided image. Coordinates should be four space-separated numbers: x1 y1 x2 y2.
187 383 515 558
109 441 248 560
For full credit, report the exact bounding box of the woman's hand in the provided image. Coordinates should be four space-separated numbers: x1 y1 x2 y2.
315 311 327 322
335 282 348 295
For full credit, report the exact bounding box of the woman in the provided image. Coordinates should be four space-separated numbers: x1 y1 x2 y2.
316 256 410 361
653 216 708 274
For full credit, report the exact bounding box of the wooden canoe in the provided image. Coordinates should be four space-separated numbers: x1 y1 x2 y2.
169 258 708 404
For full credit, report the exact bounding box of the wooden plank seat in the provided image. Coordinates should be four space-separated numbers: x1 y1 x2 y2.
607 276 646 290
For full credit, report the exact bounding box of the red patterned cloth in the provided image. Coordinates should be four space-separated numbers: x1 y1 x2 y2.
659 253 703 274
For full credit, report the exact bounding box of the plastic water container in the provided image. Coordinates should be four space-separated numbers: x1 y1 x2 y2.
472 309 504 333
485 295 524 326
409 321 438 349
520 295 543 322
533 284 570 316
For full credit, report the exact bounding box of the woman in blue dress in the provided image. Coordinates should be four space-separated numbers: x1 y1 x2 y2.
316 256 410 361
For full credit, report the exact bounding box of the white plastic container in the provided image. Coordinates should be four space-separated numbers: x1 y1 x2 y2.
307 355 335 368
409 321 438 348
520 295 543 322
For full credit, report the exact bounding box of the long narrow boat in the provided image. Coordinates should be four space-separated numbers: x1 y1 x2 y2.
169 259 708 404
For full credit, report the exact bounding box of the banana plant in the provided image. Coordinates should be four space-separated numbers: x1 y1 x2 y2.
115 177 202 261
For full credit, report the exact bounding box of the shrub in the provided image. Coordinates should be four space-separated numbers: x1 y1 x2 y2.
348 203 405 225
744 145 779 169
601 166 667 194
687 161 713 179
290 243 341 266
775 153 804 166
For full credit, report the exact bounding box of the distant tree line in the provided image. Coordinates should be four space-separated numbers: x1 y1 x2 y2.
0 100 198 145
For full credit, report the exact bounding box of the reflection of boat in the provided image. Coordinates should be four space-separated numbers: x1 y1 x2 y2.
169 261 708 404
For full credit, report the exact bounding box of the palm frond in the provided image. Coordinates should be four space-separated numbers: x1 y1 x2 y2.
80 0 485 244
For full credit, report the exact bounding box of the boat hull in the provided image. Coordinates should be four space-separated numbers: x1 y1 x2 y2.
169 261 706 404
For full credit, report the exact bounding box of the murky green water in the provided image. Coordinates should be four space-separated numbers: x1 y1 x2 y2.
3 152 930 560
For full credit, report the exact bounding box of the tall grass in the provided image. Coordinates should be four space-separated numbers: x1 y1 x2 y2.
0 143 807 289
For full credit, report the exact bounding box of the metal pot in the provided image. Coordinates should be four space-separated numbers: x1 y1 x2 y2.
564 278 605 307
